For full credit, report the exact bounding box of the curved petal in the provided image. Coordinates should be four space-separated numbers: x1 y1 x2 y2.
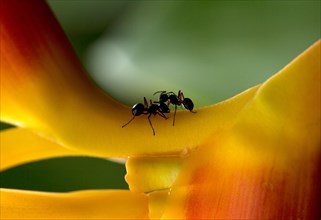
0 128 89 171
0 188 148 219
162 40 321 219
1 0 261 157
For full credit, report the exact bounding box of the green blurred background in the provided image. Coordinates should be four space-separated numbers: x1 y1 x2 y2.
1 1 320 192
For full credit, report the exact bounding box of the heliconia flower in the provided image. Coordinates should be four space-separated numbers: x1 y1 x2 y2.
1 0 320 219
160 39 321 219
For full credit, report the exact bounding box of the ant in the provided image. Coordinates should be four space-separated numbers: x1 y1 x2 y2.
122 97 169 135
153 90 195 126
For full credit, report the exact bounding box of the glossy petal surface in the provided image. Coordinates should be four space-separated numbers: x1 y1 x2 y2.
0 188 148 219
162 40 321 219
126 157 183 193
0 128 89 171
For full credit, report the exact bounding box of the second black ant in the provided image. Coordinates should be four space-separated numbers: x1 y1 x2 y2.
122 97 169 135
154 90 196 126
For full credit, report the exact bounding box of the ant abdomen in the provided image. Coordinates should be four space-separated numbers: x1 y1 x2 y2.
132 103 145 116
182 98 194 111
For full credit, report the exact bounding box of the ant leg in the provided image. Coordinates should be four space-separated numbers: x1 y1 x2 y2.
173 104 177 126
122 116 135 128
157 112 168 120
148 114 156 136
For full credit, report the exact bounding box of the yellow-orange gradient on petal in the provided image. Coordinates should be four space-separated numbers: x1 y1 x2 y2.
0 0 112 128
0 188 149 219
1 0 262 157
162 40 321 219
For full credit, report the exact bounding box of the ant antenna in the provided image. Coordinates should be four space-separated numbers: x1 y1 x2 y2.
122 116 135 128
153 91 166 96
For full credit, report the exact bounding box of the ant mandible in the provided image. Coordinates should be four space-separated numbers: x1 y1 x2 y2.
154 90 195 126
122 97 169 135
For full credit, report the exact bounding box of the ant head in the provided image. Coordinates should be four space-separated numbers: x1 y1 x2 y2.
182 98 194 111
154 91 169 103
132 103 145 116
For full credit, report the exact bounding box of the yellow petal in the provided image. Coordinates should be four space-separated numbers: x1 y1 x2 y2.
148 190 170 220
1 0 263 157
162 40 321 219
125 157 183 193
0 128 89 171
0 188 149 219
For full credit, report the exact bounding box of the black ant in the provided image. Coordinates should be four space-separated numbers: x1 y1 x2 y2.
122 97 169 135
153 90 195 126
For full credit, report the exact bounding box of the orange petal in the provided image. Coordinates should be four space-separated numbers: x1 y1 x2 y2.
0 128 89 171
0 188 148 219
162 40 321 219
0 0 126 157
0 0 105 128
